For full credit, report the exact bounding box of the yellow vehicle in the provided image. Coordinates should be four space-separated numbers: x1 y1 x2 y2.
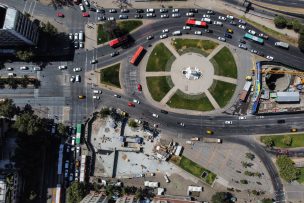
290 128 298 132
206 130 213 135
78 95 86 99
226 28 233 34
245 76 252 81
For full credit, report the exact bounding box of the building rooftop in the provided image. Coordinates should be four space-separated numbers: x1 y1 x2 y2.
0 5 7 29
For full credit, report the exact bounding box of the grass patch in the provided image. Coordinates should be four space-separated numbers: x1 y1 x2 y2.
171 38 218 56
167 90 214 111
100 63 121 88
146 43 175 72
177 156 216 185
260 134 304 148
298 168 304 184
146 76 172 102
208 80 236 108
97 20 142 44
210 47 237 79
239 16 298 46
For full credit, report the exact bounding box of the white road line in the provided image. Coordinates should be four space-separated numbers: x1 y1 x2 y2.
22 0 28 14
27 1 33 15
31 0 37 16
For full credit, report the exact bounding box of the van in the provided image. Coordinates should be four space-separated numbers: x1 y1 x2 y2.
75 75 80 82
8 73 16 77
172 30 181 36
79 31 84 42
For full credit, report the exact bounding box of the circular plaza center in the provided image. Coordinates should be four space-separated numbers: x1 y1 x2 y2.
170 53 214 95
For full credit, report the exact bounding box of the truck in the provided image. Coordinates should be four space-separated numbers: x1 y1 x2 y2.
202 138 222 143
275 41 289 49
144 181 159 188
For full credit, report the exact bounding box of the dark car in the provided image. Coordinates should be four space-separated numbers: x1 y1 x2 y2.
277 119 285 124
224 33 232 38
160 110 168 114
90 7 96 12
110 51 119 57
229 20 237 26
136 9 144 13
134 14 143 19
205 29 213 33
189 8 198 13
239 39 246 44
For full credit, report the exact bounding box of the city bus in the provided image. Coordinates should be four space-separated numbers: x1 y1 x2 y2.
57 144 64 175
55 184 61 203
130 46 145 65
79 155 86 182
185 19 207 28
76 124 82 144
108 36 128 48
244 33 264 44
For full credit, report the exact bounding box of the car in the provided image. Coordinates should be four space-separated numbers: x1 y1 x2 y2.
153 124 158 128
79 42 84 48
146 35 153 40
213 21 223 26
224 33 232 38
226 15 234 20
171 13 180 18
68 33 74 40
83 0 90 6
205 29 213 33
128 102 135 107
229 21 237 26
76 146 80 154
78 95 85 99
70 76 75 82
218 16 226 21
6 67 13 71
152 113 159 118
90 7 96 12
183 26 191 30
121 8 129 13
257 51 265 57
218 37 226 42
110 51 119 57
239 39 246 44
202 14 209 18
291 128 298 132
119 14 128 19
258 33 269 39
146 8 155 13
160 34 168 39
238 116 246 120
79 3 85 12
107 16 115 21
226 28 233 33
248 29 256 35
238 44 247 50
74 41 79 49
225 121 232 124
250 49 258 54
134 119 142 124
74 33 78 40
33 66 41 71
137 84 142 91
206 130 213 135
189 8 198 13
277 119 285 124
82 12 90 17
161 14 169 18
136 9 144 13
133 99 140 104
64 169 69 178
238 25 246 30
194 31 202 35
207 10 215 14
238 19 246 25
93 95 100 99
266 55 274 61
73 67 82 72
172 8 179 13
56 12 64 17
186 12 194 17
75 75 80 82
146 13 156 17
134 14 143 19
90 59 98 64
93 90 102 94
114 94 121 98
160 110 168 114
162 29 169 33
96 9 105 13
178 122 185 127
160 8 168 13
69 174 73 182
20 66 28 70
109 9 117 13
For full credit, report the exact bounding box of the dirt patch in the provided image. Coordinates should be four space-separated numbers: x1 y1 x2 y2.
92 118 106 135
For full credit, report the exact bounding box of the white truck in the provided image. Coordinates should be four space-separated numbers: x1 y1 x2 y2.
275 41 289 49
202 138 222 143
144 181 159 188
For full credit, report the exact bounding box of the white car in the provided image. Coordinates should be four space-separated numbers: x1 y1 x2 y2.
213 21 223 26
161 14 169 18
248 29 256 35
146 35 153 40
121 8 129 13
203 14 210 18
162 29 169 33
183 26 191 30
266 55 274 61
73 67 82 72
20 66 28 70
69 33 73 40
74 33 79 40
83 0 89 6
70 76 75 82
238 19 246 25
218 37 226 42
6 67 13 71
93 95 100 99
159 8 168 13
238 25 246 30
239 116 246 120
225 121 232 124
90 59 97 64
133 99 140 104
152 113 159 118
134 119 142 124
79 42 84 48
179 122 185 127
93 90 102 94
107 17 115 21
160 34 168 39
146 8 155 13
172 8 179 13
58 65 67 70
171 13 180 18
238 44 247 50
146 13 156 17
79 3 85 12
76 146 80 154
194 31 202 35
119 15 128 19
186 12 194 17
226 15 234 20
109 9 117 13
218 16 226 21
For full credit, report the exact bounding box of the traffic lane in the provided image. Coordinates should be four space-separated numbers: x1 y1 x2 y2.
255 0 304 8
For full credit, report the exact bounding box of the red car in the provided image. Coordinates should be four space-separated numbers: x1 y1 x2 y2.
56 12 64 17
128 102 135 107
137 84 142 91
82 12 90 17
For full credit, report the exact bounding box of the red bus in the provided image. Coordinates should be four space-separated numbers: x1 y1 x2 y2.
185 19 207 28
109 36 128 48
130 46 145 65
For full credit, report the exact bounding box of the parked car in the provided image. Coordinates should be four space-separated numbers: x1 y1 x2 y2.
183 26 191 30
160 8 168 13
258 33 269 39
225 121 232 124
160 34 168 39
146 13 156 17
136 9 144 13
172 8 179 13
90 59 98 64
238 19 246 25
226 28 233 33
226 15 234 20
93 95 100 99
161 14 169 18
171 13 180 18
114 94 121 98
109 9 117 13
248 29 256 35
119 14 128 19
194 31 202 35
20 66 28 70
107 17 115 21
266 55 274 61
229 21 237 26
218 16 226 20
134 14 143 19
121 8 129 13
207 10 215 14
218 37 226 42
238 25 246 30
186 12 194 17
110 51 119 57
73 67 82 72
82 12 90 17
137 84 142 91
152 113 159 118
202 14 210 18
146 35 153 40
128 102 135 107
69 33 73 40
56 12 64 17
189 8 198 13
224 33 232 38
239 116 246 120
133 99 140 104
238 44 247 50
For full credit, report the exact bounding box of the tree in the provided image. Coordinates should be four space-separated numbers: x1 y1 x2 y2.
245 152 255 160
0 99 18 119
40 21 58 36
58 123 68 137
244 171 254 176
13 112 45 135
282 135 292 146
262 136 274 147
240 179 248 184
261 198 274 203
66 182 87 203
128 119 138 128
99 108 110 118
299 32 304 52
211 192 232 203
292 20 303 32
274 15 287 29
276 155 300 182
241 161 253 168
16 50 35 61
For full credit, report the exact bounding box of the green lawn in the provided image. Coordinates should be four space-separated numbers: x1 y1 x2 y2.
100 63 121 88
210 47 237 79
179 156 217 185
208 80 236 108
146 76 172 102
167 90 214 111
260 134 304 148
297 168 304 184
146 43 175 72
97 20 142 45
171 38 218 56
